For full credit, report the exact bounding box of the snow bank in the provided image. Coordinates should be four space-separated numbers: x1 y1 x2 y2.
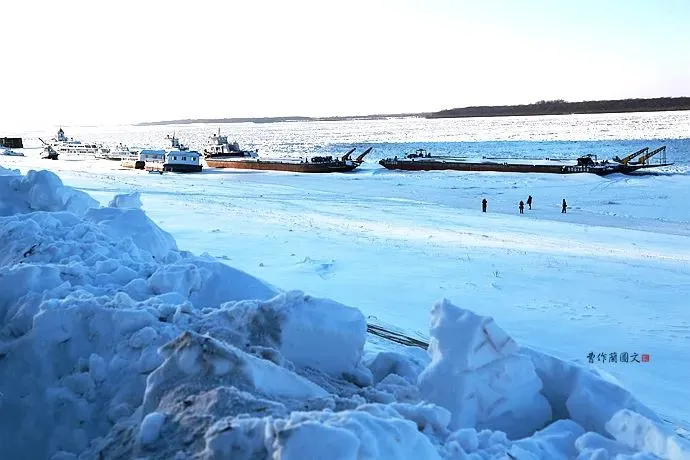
0 166 97 216
0 165 687 460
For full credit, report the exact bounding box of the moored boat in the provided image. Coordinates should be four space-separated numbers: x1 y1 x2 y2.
0 146 24 157
203 129 258 159
122 134 202 173
40 145 59 160
96 143 140 161
45 128 103 158
205 147 372 173
378 148 671 176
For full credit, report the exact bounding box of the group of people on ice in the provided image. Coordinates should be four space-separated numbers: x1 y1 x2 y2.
481 196 568 214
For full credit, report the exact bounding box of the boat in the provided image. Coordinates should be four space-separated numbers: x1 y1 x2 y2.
44 128 103 157
40 145 59 160
97 143 140 161
166 133 189 151
378 148 672 176
205 146 372 173
0 146 24 157
122 134 202 173
159 150 202 173
203 129 258 159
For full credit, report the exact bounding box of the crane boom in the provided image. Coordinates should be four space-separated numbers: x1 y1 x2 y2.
612 147 648 165
632 146 666 165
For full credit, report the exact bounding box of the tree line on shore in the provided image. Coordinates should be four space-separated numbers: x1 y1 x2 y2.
136 97 690 126
428 97 690 119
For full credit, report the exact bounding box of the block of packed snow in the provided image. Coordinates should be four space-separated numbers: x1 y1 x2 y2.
574 431 641 459
141 331 328 416
521 347 660 435
510 419 585 459
418 299 552 439
221 291 367 376
205 407 442 460
139 411 166 446
148 258 279 308
189 258 280 305
605 409 690 459
273 409 443 460
84 206 177 259
0 265 63 324
108 192 143 209
364 350 425 384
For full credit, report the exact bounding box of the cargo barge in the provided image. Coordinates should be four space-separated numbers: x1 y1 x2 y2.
379 147 671 176
203 130 371 173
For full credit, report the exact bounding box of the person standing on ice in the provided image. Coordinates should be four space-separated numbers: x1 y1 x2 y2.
562 199 568 213
482 198 487 212
519 200 524 214
527 195 532 209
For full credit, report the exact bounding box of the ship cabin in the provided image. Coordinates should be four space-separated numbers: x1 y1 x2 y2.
164 150 202 172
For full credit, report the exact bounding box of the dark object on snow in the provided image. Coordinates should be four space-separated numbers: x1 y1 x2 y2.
0 137 23 148
527 195 532 209
519 201 524 214
562 199 568 213
482 198 487 213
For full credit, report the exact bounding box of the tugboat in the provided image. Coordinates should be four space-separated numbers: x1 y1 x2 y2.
166 133 189 151
203 129 258 159
203 130 371 173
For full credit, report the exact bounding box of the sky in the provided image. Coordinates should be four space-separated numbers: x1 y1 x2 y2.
1 0 689 130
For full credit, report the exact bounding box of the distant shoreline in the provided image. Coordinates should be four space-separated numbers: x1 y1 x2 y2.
135 97 690 126
135 113 430 126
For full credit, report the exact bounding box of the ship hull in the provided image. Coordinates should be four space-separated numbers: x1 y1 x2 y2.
378 159 631 176
206 158 359 173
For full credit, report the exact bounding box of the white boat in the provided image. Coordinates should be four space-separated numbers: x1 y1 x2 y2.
121 149 164 170
203 128 258 159
47 128 103 157
121 134 202 173
97 143 140 161
0 146 24 157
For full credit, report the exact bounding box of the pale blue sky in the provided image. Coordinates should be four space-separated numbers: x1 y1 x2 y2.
2 0 688 129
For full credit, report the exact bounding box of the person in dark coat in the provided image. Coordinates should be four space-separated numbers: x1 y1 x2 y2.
561 199 567 213
527 195 532 209
482 198 487 212
519 200 524 214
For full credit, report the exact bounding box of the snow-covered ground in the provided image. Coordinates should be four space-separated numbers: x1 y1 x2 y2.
2 113 690 459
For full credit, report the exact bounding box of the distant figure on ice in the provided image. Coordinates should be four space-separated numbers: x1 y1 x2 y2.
519 201 524 214
527 195 532 209
482 198 487 213
562 199 568 213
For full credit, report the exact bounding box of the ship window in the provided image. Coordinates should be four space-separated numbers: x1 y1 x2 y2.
182 157 186 161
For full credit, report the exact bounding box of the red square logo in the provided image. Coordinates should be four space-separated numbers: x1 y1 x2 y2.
641 354 650 362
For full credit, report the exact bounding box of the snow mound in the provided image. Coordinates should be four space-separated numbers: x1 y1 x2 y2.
418 299 552 439
0 166 97 216
108 191 143 209
0 165 687 460
214 290 368 377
